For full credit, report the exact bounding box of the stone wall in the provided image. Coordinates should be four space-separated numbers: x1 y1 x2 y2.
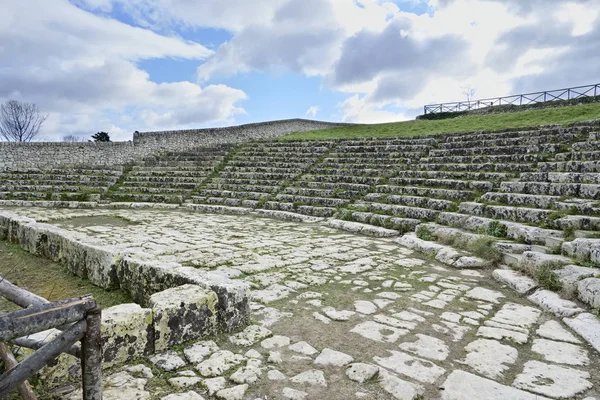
0 119 347 169
0 210 249 359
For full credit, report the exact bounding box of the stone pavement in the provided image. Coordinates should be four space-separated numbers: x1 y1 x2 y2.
4 207 599 400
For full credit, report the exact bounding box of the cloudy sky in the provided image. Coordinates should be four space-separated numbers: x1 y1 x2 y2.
1 0 598 141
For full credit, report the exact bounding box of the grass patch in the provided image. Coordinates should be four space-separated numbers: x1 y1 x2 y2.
0 241 131 311
282 102 600 140
534 265 563 291
467 238 503 265
416 225 436 241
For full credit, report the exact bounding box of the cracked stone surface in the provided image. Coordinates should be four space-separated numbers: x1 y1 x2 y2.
4 207 600 400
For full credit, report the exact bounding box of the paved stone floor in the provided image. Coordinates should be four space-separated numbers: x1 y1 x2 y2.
4 207 600 400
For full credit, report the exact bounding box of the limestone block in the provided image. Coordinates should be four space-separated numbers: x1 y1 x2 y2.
118 256 182 305
577 278 600 309
150 284 219 351
175 267 250 332
102 303 154 368
562 238 600 263
555 265 597 296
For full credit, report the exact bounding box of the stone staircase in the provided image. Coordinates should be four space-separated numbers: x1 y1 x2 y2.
0 166 122 202
191 140 333 210
108 144 233 203
1 120 599 310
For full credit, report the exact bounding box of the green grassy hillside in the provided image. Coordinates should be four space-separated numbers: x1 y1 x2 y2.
283 102 600 140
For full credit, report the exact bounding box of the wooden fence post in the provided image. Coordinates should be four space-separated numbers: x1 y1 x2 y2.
0 343 37 400
81 308 102 400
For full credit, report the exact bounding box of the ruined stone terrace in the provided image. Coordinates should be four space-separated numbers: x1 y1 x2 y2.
2 207 599 400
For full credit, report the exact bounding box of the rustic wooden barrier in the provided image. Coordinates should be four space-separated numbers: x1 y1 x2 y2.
0 276 102 399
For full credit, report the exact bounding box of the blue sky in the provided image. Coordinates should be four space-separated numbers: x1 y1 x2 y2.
0 0 598 141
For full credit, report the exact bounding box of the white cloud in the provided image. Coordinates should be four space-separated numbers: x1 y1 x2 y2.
339 94 409 124
4 0 599 136
305 106 319 118
0 0 246 141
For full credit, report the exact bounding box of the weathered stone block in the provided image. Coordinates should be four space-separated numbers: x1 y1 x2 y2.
577 278 600 309
102 303 154 368
175 267 250 332
150 284 219 351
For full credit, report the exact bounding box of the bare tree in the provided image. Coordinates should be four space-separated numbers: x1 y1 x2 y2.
0 100 47 142
462 85 476 103
62 134 84 142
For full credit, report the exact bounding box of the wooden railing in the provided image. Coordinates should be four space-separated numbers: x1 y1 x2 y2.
0 276 102 399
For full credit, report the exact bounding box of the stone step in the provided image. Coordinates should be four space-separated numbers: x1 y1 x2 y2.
337 137 437 145
562 238 600 264
3 167 123 175
352 201 439 220
571 150 600 161
238 147 330 154
228 161 312 168
324 152 403 160
298 174 382 185
436 212 564 245
408 163 534 172
0 191 101 201
139 160 221 167
388 177 494 192
274 194 350 207
571 140 600 152
130 166 214 173
459 202 552 225
282 187 359 199
337 210 420 232
221 166 304 174
190 196 256 208
308 167 390 177
121 181 200 189
520 172 600 184
442 128 567 143
209 177 282 186
363 194 457 211
335 144 431 152
144 155 225 162
198 189 271 200
217 171 298 180
293 181 371 192
228 155 320 163
438 134 572 149
261 201 337 217
538 160 600 173
420 154 543 164
0 173 119 182
123 176 207 184
375 185 476 200
500 181 600 199
203 183 280 193
395 170 510 181
117 186 192 194
327 219 400 237
0 184 85 192
429 144 553 157
482 192 561 208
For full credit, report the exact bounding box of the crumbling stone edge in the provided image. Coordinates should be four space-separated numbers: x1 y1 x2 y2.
0 210 250 370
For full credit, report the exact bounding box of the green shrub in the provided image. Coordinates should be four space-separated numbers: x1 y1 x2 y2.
487 220 508 238
416 225 436 241
535 266 563 291
467 238 503 265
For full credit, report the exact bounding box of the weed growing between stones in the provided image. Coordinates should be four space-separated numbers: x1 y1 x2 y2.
416 225 436 241
534 265 563 291
467 238 503 266
485 220 508 238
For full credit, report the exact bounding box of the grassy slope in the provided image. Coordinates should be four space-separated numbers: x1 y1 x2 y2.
283 102 600 140
0 241 131 311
